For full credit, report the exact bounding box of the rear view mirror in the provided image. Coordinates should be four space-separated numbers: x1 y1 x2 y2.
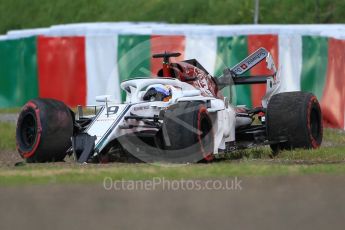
95 95 113 103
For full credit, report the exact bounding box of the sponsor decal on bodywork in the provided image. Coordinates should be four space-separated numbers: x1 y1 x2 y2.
231 47 268 76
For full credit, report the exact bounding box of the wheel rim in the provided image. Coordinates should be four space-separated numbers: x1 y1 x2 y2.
20 112 37 149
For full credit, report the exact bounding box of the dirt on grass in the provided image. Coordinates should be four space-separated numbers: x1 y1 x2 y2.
0 150 21 167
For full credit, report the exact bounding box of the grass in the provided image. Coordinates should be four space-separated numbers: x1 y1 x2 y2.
221 128 345 162
0 121 345 186
323 128 345 145
0 0 345 34
0 108 20 114
1 162 345 186
0 122 16 151
229 145 345 162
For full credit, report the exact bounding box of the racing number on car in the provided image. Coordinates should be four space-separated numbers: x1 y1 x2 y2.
107 106 119 115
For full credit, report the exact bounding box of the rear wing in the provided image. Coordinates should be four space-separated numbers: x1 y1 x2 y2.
216 47 280 108
217 47 277 88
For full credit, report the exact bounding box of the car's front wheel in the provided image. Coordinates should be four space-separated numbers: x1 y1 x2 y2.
160 101 214 163
16 98 74 162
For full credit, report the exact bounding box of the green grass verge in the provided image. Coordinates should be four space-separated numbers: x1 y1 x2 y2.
228 145 345 163
1 162 345 186
221 128 345 162
0 108 20 114
1 121 345 186
0 122 16 151
0 0 345 34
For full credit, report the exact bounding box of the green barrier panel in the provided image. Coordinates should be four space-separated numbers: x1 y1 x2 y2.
214 36 252 107
118 35 151 102
0 36 38 108
300 36 328 100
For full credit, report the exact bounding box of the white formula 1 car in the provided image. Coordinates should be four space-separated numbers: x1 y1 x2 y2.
16 48 323 163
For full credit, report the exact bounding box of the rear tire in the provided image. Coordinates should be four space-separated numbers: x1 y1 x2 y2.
16 98 74 162
266 92 323 154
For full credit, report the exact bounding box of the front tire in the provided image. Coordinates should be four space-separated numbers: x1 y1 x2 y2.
16 98 74 162
161 101 214 163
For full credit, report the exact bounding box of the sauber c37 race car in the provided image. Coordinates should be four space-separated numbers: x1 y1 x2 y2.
15 48 323 163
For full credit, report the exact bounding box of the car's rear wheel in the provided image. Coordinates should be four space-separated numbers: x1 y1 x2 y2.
16 98 74 162
266 92 323 155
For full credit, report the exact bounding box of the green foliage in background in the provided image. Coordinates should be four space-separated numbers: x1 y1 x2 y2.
0 0 345 34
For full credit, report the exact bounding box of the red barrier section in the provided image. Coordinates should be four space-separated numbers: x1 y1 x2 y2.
248 35 279 107
37 36 87 107
321 38 345 129
151 35 185 76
